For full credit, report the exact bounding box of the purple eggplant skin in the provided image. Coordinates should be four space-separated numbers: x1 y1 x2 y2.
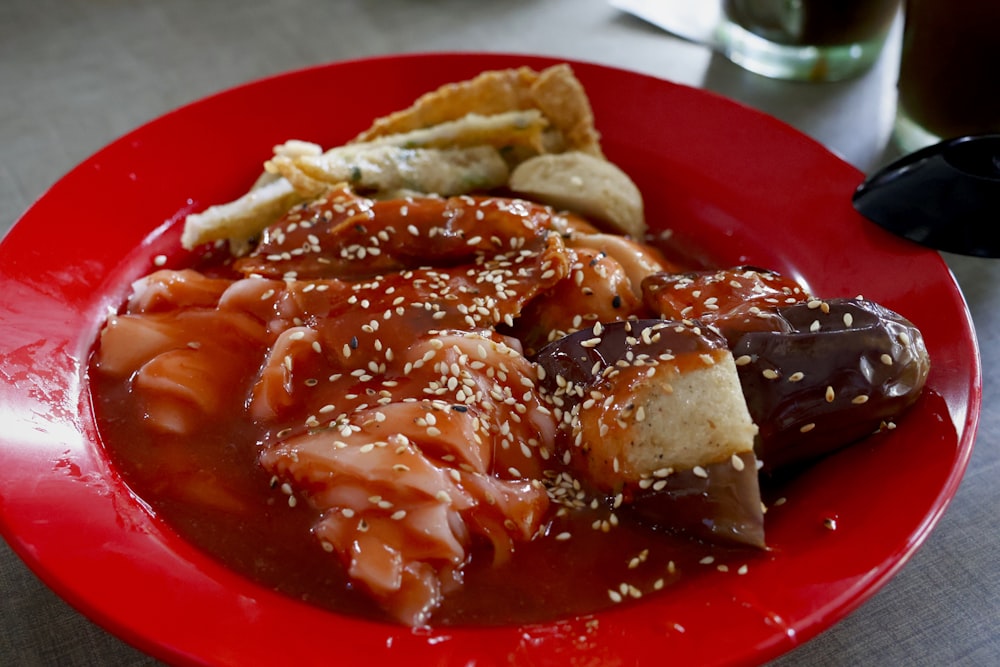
728 298 931 472
627 451 766 548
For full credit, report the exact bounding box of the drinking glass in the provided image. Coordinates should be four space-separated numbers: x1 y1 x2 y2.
717 0 901 81
894 0 1000 152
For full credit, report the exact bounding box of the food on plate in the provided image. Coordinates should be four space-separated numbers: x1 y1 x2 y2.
509 151 646 238
511 224 672 356
180 64 604 252
728 298 931 471
90 64 930 628
641 266 810 339
351 64 603 156
644 268 931 471
534 320 764 547
179 176 303 255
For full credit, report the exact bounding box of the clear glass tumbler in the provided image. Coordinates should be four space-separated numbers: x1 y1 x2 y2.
717 0 901 81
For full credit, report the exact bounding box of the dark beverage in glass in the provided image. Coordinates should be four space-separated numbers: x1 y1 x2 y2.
719 0 900 81
895 0 1000 151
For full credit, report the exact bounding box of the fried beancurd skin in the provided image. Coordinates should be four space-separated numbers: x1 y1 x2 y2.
352 64 603 158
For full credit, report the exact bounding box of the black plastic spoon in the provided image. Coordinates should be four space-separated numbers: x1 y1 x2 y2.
853 134 1000 258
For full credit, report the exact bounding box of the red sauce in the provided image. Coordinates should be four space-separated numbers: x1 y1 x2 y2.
90 188 766 626
90 363 759 625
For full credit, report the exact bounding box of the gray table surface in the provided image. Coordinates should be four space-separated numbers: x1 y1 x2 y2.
1 1 997 665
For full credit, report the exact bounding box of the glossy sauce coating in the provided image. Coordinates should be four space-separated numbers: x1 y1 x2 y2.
534 320 765 547
90 192 927 626
731 298 931 471
92 188 767 626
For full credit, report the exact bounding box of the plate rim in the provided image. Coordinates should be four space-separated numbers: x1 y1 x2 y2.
0 51 982 667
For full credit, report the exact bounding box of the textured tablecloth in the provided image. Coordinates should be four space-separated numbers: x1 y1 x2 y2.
1 1 997 665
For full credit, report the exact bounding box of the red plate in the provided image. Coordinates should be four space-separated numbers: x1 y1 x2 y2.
0 53 981 666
